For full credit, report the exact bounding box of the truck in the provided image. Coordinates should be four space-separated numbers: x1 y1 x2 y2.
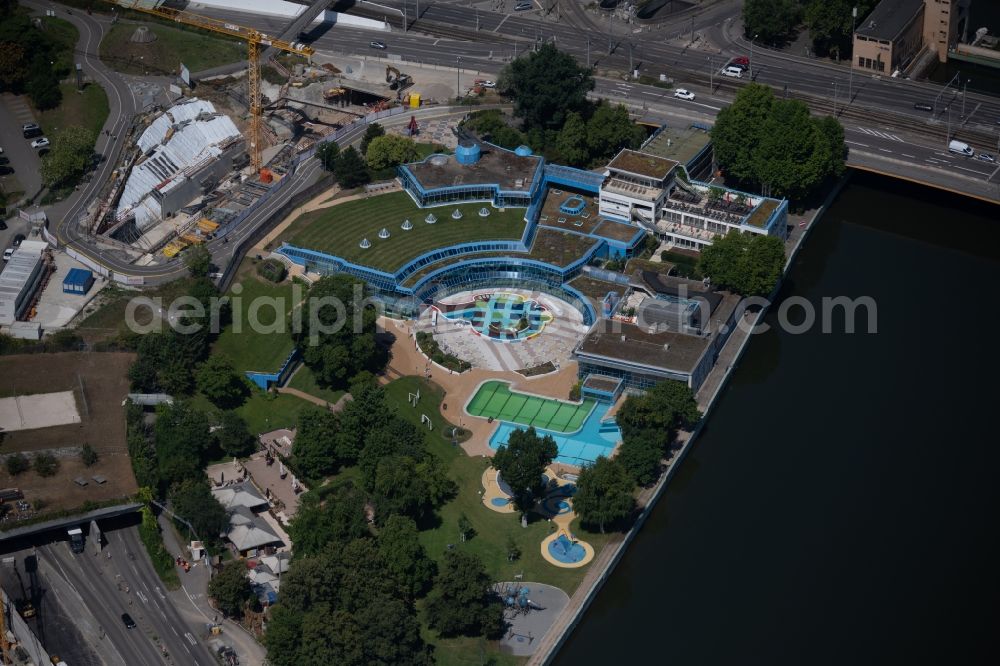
948 139 974 156
67 527 84 554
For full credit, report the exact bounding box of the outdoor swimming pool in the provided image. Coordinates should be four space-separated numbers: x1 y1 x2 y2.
437 293 553 342
489 401 622 466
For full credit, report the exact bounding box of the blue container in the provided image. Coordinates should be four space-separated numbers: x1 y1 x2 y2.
455 143 480 165
62 268 94 295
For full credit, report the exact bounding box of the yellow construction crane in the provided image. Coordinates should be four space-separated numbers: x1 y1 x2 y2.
105 1 315 171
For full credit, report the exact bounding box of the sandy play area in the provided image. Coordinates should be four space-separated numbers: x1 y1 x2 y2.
0 391 81 432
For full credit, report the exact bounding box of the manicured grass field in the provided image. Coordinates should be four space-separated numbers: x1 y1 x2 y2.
467 380 596 433
99 22 245 76
382 376 612 663
36 83 109 139
190 391 311 436
286 191 527 273
212 275 302 373
287 365 346 405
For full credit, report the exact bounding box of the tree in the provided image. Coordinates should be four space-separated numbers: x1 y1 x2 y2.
40 126 96 189
26 58 60 110
196 355 248 409
360 123 385 154
585 102 645 163
616 380 701 437
372 454 455 523
425 551 504 638
805 0 877 58
555 111 589 167
506 535 521 562
154 401 212 490
169 478 230 544
5 453 29 476
500 43 594 131
696 230 785 297
711 84 846 200
365 134 420 171
742 0 802 45
81 443 99 467
264 604 303 666
316 141 340 171
298 275 387 392
457 513 473 542
334 146 370 188
377 515 436 598
287 483 369 557
615 428 664 486
573 457 636 533
293 407 341 480
183 243 212 277
208 562 256 617
215 411 256 458
33 452 59 477
491 426 557 513
358 416 425 489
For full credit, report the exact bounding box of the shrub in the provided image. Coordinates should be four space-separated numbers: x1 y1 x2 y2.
81 443 99 467
257 258 287 283
33 453 59 477
6 453 30 476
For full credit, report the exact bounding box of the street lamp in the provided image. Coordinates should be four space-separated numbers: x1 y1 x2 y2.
456 56 462 102
749 33 758 79
962 77 970 118
848 6 857 105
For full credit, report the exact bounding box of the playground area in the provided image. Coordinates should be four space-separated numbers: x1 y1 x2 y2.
467 381 595 433
495 581 570 657
415 289 588 372
0 391 81 432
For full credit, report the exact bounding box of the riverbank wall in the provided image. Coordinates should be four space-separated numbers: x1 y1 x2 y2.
529 172 852 665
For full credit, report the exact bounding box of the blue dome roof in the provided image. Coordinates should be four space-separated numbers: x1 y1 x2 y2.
514 145 532 156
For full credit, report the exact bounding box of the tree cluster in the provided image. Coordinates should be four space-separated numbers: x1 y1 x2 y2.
315 141 371 189
697 230 786 297
615 381 701 485
498 43 594 132
365 134 419 171
741 0 803 46
208 561 257 618
711 84 846 200
265 527 438 666
297 275 388 390
0 9 71 110
290 384 455 521
573 456 635 533
41 127 98 190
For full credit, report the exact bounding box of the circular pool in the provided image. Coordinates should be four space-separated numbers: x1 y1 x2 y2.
548 534 587 564
541 497 572 515
491 497 510 507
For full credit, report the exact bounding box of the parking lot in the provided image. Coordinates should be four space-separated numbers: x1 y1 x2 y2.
0 92 44 205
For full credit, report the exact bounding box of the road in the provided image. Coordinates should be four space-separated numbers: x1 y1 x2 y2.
39 525 215 666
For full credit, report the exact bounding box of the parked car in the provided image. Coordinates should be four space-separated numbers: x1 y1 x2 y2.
913 102 933 111
674 88 696 100
515 2 533 10
31 137 50 149
732 56 749 66
947 139 974 156
121 613 136 629
22 123 42 139
481 80 496 88
975 152 996 163
369 40 386 49
721 65 743 78
12 234 25 247
3 248 13 262
0 221 7 231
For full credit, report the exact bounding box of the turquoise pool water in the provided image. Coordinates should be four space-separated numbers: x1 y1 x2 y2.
549 534 587 563
489 402 621 466
437 293 553 342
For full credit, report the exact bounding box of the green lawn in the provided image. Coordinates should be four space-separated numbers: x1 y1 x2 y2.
285 191 527 273
99 22 246 76
212 275 301 373
286 365 346 405
191 391 311 436
35 82 109 139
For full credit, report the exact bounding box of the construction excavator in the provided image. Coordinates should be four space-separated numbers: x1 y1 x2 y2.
385 65 412 91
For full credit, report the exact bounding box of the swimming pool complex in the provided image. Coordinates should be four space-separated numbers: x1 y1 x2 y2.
436 293 553 342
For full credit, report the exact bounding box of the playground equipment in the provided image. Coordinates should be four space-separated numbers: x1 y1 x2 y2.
420 414 433 430
499 583 544 616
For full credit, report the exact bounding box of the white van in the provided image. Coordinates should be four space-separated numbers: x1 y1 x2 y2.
721 65 743 78
947 140 974 156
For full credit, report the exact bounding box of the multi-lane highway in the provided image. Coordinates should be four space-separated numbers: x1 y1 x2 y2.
38 524 214 666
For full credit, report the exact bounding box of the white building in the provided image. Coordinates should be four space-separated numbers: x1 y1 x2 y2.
598 148 788 251
0 240 49 326
117 98 244 232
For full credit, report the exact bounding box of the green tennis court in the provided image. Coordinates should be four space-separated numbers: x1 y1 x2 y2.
466 380 595 433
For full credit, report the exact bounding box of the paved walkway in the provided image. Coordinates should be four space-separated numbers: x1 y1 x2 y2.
379 316 580 458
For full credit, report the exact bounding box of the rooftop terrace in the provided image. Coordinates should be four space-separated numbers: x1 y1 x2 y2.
607 149 678 181
539 189 642 243
403 147 542 192
640 125 711 167
285 191 527 273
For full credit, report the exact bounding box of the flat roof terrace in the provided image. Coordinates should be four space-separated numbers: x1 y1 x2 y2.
403 147 542 192
640 125 711 167
607 149 678 181
539 189 642 243
285 191 527 273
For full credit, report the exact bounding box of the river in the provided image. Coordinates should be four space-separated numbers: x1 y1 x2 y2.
553 171 1000 665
